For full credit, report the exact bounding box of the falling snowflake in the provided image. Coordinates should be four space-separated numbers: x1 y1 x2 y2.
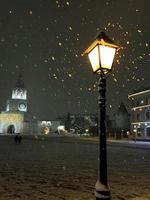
51 56 55 61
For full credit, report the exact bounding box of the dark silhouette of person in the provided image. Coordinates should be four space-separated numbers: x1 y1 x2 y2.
14 134 22 144
7 124 15 134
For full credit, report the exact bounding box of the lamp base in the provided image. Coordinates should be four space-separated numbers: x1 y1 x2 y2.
95 180 111 200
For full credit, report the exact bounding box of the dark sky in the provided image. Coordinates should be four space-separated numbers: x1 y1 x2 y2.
0 0 149 120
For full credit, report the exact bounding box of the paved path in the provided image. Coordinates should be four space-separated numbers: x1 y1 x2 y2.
0 135 149 200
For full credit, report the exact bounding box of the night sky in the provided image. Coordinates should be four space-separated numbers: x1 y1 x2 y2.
0 0 149 120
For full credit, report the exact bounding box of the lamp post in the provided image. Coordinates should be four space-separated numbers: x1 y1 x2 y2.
83 32 119 200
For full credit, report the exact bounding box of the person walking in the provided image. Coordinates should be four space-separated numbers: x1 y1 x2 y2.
132 130 137 143
126 131 130 141
14 133 22 144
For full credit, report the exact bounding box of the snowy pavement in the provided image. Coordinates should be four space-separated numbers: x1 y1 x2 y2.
0 135 149 200
108 139 150 148
81 137 150 149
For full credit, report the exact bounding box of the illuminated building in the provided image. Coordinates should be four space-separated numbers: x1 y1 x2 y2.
0 68 64 135
0 68 31 134
128 88 150 137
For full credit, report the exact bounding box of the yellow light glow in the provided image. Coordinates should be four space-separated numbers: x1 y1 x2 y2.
100 45 116 71
88 46 99 73
0 113 24 122
44 127 49 134
88 45 116 73
83 32 119 74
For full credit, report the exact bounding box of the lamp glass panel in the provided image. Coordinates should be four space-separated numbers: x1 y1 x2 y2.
88 46 99 72
99 45 116 70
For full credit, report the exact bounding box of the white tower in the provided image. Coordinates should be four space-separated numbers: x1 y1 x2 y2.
6 67 27 112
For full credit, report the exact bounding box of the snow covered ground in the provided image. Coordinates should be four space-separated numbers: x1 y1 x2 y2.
0 135 149 200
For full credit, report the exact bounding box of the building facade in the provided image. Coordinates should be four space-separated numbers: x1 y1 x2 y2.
128 88 150 137
0 68 63 135
0 68 30 134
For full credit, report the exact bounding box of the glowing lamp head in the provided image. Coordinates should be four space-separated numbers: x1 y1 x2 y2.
83 32 119 74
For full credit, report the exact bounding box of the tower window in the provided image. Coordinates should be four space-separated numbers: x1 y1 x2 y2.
146 111 150 120
136 100 139 106
137 113 140 121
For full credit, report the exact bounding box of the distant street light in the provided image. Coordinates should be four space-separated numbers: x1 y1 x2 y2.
83 32 119 200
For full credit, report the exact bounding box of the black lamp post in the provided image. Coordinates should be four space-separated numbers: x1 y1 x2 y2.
83 32 119 200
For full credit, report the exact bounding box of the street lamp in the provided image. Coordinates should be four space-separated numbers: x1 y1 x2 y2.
83 32 119 200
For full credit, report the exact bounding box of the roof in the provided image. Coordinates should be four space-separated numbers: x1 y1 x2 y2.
128 87 150 98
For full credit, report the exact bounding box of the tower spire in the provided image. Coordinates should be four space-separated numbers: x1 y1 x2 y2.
11 67 27 100
15 67 25 89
